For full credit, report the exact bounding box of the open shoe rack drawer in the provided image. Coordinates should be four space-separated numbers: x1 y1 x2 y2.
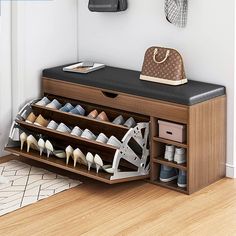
6 95 150 184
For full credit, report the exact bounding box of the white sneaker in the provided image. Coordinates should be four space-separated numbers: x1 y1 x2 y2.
174 147 186 164
164 145 175 161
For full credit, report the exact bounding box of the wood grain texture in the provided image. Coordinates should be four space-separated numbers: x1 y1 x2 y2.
0 155 235 236
153 137 188 149
188 96 226 194
42 78 189 124
150 117 158 182
5 148 149 184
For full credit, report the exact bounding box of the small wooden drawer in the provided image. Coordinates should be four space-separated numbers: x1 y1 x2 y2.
158 120 186 143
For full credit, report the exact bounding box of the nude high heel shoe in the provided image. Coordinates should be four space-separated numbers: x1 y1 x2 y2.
25 112 37 124
96 111 109 122
38 138 45 156
66 145 74 165
73 148 87 167
34 115 49 127
87 110 98 119
27 135 39 153
20 132 27 150
86 152 94 171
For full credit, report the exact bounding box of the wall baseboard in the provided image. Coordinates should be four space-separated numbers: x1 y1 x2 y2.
226 163 236 178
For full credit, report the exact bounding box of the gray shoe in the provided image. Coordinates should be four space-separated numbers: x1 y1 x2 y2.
60 103 74 112
36 97 51 106
177 170 187 188
124 117 136 128
112 115 125 125
160 165 178 182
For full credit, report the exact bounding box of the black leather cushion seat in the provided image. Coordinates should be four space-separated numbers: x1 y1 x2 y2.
43 64 226 106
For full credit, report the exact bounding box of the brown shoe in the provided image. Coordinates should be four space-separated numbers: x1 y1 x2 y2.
96 111 109 122
25 112 37 124
34 115 49 127
87 109 98 119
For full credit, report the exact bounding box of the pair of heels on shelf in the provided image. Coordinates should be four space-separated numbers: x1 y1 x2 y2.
112 115 137 128
20 132 66 158
87 110 109 122
65 145 114 174
81 130 121 149
36 97 62 110
47 121 71 133
61 103 85 116
65 146 87 167
86 152 115 174
26 113 49 127
87 111 137 129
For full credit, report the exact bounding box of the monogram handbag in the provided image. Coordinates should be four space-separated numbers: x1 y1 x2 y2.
140 47 188 86
88 0 128 12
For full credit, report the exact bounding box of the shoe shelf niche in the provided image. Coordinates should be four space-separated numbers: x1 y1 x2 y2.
6 95 150 184
150 117 188 194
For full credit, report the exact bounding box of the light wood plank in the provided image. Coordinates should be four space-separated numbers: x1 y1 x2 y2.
0 155 235 236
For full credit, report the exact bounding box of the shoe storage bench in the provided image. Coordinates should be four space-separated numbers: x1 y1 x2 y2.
6 65 226 194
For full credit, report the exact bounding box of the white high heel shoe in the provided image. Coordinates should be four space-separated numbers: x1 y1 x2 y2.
45 140 66 158
73 148 87 167
94 154 115 174
65 145 74 165
86 152 94 171
20 132 27 150
27 135 39 153
38 138 45 156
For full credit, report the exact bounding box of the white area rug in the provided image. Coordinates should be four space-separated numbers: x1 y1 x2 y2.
0 160 81 216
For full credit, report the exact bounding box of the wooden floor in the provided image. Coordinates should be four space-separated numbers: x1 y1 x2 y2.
0 155 236 236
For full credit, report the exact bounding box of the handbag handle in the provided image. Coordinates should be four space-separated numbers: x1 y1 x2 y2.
153 48 170 64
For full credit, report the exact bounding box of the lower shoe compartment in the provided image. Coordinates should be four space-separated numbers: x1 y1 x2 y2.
5 96 151 184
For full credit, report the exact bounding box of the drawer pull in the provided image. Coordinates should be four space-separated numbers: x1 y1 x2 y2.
166 131 173 135
101 91 119 99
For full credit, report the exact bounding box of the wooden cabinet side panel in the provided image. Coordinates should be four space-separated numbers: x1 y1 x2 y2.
188 96 226 193
209 96 227 182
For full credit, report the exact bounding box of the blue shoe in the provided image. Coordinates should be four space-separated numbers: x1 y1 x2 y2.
177 170 187 188
70 105 85 116
60 103 74 112
46 99 62 110
160 165 178 182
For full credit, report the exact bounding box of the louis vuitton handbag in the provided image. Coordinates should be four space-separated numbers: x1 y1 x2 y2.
140 47 188 86
88 0 128 12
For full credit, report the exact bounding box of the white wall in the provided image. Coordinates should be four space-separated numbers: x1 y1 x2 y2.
0 1 12 155
12 0 78 117
78 0 236 177
234 4 236 178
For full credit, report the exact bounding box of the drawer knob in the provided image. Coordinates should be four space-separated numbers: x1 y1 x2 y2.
101 91 119 99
